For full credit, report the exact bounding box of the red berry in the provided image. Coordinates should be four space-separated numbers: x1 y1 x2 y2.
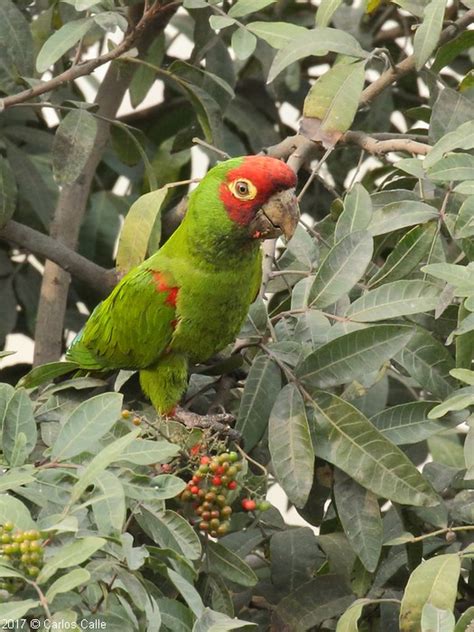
242 499 257 511
192 475 201 483
212 476 222 486
200 456 211 465
215 466 226 476
190 486 199 495
227 481 237 490
190 443 202 456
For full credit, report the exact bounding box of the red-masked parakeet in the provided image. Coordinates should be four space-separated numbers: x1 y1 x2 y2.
66 156 299 413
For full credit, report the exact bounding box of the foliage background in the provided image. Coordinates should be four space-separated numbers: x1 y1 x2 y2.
0 0 474 629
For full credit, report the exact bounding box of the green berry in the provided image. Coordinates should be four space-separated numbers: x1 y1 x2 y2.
27 566 40 577
210 518 220 529
20 553 30 564
3 522 13 532
1 534 10 544
29 541 41 553
258 500 271 511
19 542 29 554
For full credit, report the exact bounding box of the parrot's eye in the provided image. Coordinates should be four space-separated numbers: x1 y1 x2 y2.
236 181 249 196
229 178 257 201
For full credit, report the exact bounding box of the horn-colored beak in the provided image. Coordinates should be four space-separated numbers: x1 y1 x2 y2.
249 189 300 241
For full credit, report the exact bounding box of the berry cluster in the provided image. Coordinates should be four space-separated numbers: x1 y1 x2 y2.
180 451 242 537
0 523 45 592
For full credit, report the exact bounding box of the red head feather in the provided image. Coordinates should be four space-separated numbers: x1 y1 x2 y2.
219 156 297 226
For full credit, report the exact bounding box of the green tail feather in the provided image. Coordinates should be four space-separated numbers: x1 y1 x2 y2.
139 352 188 414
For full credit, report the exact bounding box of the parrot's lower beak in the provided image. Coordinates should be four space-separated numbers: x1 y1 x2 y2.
249 188 300 241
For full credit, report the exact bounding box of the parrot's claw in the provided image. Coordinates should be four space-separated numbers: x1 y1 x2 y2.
172 406 241 443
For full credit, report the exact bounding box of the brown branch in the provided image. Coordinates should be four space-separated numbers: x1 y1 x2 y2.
343 131 431 155
0 1 181 111
0 220 116 293
361 8 474 105
33 2 180 366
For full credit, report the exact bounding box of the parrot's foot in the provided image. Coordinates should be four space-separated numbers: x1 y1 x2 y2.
173 406 241 443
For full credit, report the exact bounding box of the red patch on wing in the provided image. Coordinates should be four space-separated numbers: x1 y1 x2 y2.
219 156 297 226
151 271 179 307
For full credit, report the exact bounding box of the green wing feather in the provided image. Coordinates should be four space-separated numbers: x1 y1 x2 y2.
67 264 177 370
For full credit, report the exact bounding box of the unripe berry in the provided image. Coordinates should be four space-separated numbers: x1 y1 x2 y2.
132 417 141 426
217 522 230 536
121 410 131 419
3 522 13 532
201 511 211 521
216 494 227 507
221 506 232 518
258 500 271 511
27 566 40 577
199 522 209 531
29 541 41 553
227 466 237 478
228 452 239 462
210 518 220 529
1 534 11 544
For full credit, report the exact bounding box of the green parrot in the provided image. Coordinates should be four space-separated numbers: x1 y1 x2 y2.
66 155 299 414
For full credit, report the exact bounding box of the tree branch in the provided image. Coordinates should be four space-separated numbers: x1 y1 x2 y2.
343 130 431 155
0 1 181 111
33 1 180 366
0 220 116 293
361 8 474 105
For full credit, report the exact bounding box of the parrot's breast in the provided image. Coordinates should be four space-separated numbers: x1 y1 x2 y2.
169 256 261 362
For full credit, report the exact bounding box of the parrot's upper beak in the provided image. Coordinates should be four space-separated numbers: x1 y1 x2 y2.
249 188 300 241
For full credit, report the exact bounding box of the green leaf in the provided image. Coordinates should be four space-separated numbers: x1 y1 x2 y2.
39 536 106 583
346 280 441 322
0 157 17 228
231 27 257 60
0 494 35 530
90 471 126 535
229 0 276 17
427 153 474 182
206 541 258 587
335 184 373 242
308 231 373 308
138 507 201 560
272 574 353 630
421 263 472 289
424 120 474 169
310 391 439 506
334 470 383 572
454 607 474 632
296 325 413 389
0 383 14 435
369 223 437 287
45 568 90 603
71 429 139 502
0 468 35 494
432 30 474 72
268 27 368 82
394 327 455 399
52 109 98 186
168 568 204 618
336 600 367 632
36 18 94 73
454 181 474 195
301 61 366 146
451 368 474 385
235 355 281 451
120 439 179 465
399 554 460 632
316 0 343 26
421 604 455 632
370 401 463 444
158 597 193 632
0 0 34 81
17 361 79 389
193 608 256 632
368 201 439 235
149 475 186 500
427 387 474 419
0 600 39 624
3 388 37 466
414 0 447 70
454 196 474 238
116 188 168 273
246 21 308 48
269 384 314 507
51 392 123 461
209 15 236 30
270 528 321 591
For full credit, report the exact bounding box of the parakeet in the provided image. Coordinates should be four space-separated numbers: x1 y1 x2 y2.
66 155 299 414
